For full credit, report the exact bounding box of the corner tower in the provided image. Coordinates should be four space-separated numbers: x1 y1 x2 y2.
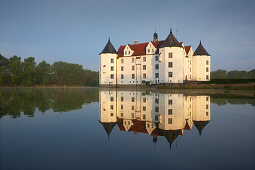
192 41 211 81
99 38 118 86
158 29 185 84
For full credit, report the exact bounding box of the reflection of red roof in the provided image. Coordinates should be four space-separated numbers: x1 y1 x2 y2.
184 121 191 130
184 46 191 54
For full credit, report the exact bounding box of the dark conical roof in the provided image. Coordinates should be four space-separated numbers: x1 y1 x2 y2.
100 121 117 138
193 41 210 56
193 121 210 136
161 29 182 48
100 38 118 54
159 129 182 148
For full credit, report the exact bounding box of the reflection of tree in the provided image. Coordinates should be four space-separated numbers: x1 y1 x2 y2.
0 88 99 118
211 97 255 106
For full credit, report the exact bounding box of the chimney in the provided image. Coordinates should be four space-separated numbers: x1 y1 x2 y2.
134 41 138 45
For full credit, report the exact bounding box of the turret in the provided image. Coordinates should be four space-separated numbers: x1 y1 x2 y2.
192 41 211 81
99 38 118 86
158 29 185 84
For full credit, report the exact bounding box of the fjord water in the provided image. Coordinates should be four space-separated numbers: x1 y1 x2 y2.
0 88 254 170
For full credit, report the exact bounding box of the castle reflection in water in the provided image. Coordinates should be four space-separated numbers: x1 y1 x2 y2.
99 90 211 148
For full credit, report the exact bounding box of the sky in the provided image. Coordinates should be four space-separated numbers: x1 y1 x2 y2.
0 0 254 71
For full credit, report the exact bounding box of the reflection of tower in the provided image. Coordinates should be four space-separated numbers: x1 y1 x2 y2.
99 90 117 138
192 96 211 135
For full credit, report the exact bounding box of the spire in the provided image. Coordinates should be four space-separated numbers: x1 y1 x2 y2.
161 29 182 48
159 129 182 148
193 121 210 136
153 29 158 42
100 38 118 54
193 41 210 56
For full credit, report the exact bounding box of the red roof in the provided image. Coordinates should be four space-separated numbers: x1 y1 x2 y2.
184 46 191 54
118 41 164 57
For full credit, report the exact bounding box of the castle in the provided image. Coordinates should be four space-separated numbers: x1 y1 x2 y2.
99 29 211 86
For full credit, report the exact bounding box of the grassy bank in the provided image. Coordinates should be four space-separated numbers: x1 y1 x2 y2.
157 83 254 90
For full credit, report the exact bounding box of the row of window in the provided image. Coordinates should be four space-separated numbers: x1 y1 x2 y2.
110 72 173 79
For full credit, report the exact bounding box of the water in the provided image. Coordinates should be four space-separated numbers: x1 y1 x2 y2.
0 88 254 170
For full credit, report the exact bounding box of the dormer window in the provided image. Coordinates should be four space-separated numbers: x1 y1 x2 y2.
148 49 150 53
125 51 127 55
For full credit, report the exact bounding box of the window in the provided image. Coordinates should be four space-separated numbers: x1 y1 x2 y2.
155 115 159 121
110 105 114 110
125 51 127 55
206 60 209 65
121 74 124 79
206 104 209 109
111 66 114 71
206 112 209 116
143 97 146 103
155 55 159 61
143 57 146 62
132 97 135 102
111 59 114 63
155 98 159 104
121 105 123 109
132 105 134 110
206 75 209 80
168 99 172 105
168 62 173 68
132 113 134 118
206 67 209 72
121 66 124 71
110 74 114 79
110 97 114 101
168 72 173 77
168 118 172 124
168 52 173 58
155 73 159 78
152 49 154 53
143 65 146 70
121 97 124 102
110 113 114 116
131 66 135 71
132 74 135 79
128 51 130 55
121 113 123 117
143 115 146 119
168 109 172 115
121 59 124 63
155 107 159 112
143 106 146 111
148 49 150 53
155 64 159 69
143 74 146 79
206 97 209 101
132 58 135 63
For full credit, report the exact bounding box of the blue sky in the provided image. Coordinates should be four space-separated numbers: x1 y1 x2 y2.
0 0 254 71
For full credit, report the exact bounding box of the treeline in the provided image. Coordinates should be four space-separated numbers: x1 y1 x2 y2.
0 54 99 86
211 69 255 79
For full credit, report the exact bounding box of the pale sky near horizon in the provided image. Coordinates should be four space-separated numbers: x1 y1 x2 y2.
0 0 254 71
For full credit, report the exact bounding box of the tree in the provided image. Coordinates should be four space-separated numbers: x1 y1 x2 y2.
210 70 227 79
8 56 23 85
36 61 51 86
21 57 36 86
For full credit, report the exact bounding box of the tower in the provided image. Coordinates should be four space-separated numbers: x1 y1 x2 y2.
99 38 118 86
153 30 158 42
192 41 211 81
158 29 185 83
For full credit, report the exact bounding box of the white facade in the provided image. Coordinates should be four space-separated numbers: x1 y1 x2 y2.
99 31 211 85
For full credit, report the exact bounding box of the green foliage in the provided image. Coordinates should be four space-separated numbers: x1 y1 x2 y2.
211 69 255 79
0 54 99 86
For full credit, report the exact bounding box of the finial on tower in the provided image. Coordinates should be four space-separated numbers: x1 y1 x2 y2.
170 28 172 33
108 36 110 41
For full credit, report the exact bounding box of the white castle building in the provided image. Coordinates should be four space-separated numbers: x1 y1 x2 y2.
99 29 211 86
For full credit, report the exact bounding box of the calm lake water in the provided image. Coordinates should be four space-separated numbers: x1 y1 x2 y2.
0 88 254 170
